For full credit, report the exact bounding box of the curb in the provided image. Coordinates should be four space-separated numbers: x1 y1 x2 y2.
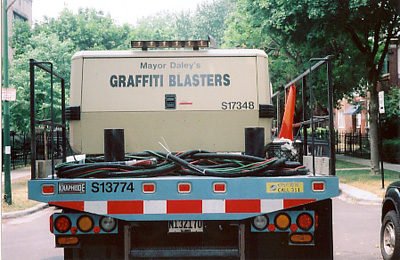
2 203 49 219
339 183 383 204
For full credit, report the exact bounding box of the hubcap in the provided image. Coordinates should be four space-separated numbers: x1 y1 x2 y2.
383 221 396 256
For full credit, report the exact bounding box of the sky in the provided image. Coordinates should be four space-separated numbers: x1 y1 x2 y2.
32 0 208 25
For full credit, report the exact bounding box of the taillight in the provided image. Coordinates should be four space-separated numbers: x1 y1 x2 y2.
213 182 226 193
54 216 71 233
178 183 191 193
312 181 325 192
42 184 55 195
297 213 313 231
275 213 291 230
142 183 156 194
77 215 94 232
252 215 269 231
100 217 117 232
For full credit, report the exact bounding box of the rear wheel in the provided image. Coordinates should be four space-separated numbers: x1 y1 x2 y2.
381 210 400 260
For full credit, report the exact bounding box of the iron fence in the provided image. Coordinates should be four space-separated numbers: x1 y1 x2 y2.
336 132 370 157
294 131 370 158
3 129 67 169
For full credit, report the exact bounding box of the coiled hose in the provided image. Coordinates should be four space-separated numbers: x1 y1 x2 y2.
56 150 308 178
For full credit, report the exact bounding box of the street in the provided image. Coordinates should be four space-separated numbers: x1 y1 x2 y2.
333 197 382 259
2 207 63 260
2 197 382 260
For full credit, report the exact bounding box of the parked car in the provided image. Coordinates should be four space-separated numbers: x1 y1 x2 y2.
381 180 400 260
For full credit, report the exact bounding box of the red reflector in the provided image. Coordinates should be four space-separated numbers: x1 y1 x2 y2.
93 226 101 233
312 181 325 192
290 223 298 232
71 227 78 234
142 183 156 194
213 183 226 193
178 183 191 193
42 184 55 195
297 213 313 231
268 224 276 232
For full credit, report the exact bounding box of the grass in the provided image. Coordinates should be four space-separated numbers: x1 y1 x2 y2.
2 176 41 213
336 160 400 197
336 160 367 169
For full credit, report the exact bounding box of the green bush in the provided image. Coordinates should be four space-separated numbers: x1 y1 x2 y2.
382 139 400 164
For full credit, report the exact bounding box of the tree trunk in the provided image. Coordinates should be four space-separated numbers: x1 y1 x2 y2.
369 88 380 175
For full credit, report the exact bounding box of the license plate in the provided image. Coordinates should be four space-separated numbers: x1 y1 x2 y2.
168 220 203 233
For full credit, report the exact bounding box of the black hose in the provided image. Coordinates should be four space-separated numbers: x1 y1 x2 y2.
56 150 308 178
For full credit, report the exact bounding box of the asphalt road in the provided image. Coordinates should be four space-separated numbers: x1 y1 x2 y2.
333 197 382 260
2 207 63 260
2 197 383 260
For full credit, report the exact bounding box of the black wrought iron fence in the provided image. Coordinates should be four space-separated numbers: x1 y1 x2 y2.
295 130 370 158
336 132 370 157
3 129 67 169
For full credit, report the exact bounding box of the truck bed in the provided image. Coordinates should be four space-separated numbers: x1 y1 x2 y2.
29 175 338 221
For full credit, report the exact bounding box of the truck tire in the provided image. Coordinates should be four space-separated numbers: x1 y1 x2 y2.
381 210 400 260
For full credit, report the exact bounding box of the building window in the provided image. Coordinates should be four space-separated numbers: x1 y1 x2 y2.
338 111 344 129
13 11 27 22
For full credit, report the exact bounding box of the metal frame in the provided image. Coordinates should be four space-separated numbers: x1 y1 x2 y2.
271 56 335 176
30 59 66 180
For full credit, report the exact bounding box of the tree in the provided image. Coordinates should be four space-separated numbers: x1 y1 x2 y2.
336 0 399 174
9 31 74 133
35 8 132 51
225 0 399 174
192 0 236 46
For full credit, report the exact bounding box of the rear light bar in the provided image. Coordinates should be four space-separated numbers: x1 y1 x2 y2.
252 211 315 233
51 213 118 235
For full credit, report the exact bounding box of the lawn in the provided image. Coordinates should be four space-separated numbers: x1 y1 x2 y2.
336 160 400 197
2 176 41 213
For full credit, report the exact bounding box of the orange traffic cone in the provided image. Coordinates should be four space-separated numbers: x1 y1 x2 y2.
279 85 296 141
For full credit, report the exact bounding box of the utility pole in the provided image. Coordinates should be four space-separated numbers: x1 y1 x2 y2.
3 0 12 205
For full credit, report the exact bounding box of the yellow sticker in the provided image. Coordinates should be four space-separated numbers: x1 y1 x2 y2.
267 182 304 193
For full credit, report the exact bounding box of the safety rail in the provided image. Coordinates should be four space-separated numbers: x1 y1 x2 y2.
271 56 335 176
30 59 67 180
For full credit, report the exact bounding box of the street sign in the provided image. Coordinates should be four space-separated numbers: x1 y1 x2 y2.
378 91 385 114
2 88 16 101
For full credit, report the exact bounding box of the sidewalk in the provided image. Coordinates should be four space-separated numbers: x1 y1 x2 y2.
336 154 400 204
336 154 400 173
2 166 31 183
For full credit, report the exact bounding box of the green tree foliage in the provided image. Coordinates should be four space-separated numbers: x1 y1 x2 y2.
224 0 399 173
134 0 235 45
224 0 368 105
9 30 74 133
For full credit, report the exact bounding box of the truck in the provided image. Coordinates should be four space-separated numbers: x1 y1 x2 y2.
28 38 339 260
